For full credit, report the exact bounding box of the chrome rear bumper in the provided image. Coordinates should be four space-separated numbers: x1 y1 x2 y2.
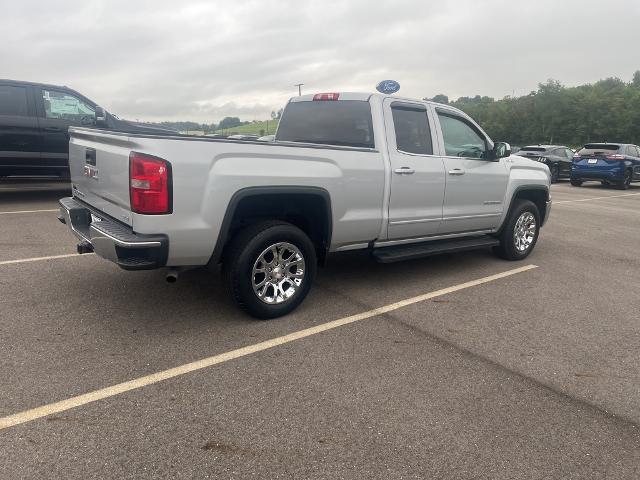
58 197 168 270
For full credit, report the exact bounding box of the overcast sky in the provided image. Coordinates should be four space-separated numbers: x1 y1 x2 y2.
2 0 639 123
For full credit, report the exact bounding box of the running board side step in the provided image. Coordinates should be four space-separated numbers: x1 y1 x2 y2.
372 235 500 263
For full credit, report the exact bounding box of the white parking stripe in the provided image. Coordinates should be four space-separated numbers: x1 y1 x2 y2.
0 209 58 215
0 264 537 431
554 192 640 204
0 253 93 266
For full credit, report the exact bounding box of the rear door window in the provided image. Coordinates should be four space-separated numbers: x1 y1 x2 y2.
0 85 29 116
276 100 374 148
391 102 433 155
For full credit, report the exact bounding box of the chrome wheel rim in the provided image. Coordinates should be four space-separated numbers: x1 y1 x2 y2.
252 242 305 304
513 212 537 252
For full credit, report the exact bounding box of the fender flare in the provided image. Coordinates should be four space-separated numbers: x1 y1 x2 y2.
498 185 550 233
208 186 333 265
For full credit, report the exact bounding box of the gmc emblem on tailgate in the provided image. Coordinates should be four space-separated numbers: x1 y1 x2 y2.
84 165 99 180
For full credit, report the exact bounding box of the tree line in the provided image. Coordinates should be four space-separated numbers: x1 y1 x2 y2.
428 71 640 148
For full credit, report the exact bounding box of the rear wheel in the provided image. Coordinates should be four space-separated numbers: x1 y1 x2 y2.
222 221 317 319
493 199 540 261
570 178 582 187
616 169 632 190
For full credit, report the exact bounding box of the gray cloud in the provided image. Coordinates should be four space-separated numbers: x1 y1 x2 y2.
2 0 639 122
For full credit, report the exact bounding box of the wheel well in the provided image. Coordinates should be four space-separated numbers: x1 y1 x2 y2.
214 191 331 265
514 188 548 222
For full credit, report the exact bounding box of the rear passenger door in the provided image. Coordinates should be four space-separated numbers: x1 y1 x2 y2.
434 108 509 234
35 87 96 168
383 98 445 239
0 83 40 173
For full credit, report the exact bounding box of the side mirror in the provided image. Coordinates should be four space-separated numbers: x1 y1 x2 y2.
493 142 511 159
94 106 108 128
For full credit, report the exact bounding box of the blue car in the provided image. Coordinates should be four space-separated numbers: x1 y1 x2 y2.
571 143 640 189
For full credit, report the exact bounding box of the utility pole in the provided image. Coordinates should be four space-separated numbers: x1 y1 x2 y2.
294 83 304 96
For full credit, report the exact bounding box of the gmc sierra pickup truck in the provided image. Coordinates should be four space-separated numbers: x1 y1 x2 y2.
58 92 551 318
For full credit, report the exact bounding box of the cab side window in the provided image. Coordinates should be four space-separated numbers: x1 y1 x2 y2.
391 103 433 155
437 112 487 159
0 85 29 116
42 89 94 122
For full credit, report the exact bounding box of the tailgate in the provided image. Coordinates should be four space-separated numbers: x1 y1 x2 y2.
68 127 134 226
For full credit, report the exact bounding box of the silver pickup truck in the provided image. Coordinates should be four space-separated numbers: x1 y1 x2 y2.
59 92 551 318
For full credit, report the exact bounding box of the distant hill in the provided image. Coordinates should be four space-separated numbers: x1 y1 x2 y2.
214 119 279 136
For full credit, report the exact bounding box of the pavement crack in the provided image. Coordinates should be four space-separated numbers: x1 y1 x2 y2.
387 314 640 430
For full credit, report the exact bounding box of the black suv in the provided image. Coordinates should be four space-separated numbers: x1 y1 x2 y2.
0 79 174 178
516 145 575 183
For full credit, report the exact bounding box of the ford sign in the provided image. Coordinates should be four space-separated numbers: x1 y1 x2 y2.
376 80 400 94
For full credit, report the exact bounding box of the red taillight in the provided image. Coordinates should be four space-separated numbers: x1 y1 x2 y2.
129 152 171 214
313 93 340 101
605 154 625 160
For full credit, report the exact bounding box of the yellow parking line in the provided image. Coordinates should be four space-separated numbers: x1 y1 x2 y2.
0 264 537 431
0 254 92 266
0 209 58 215
555 192 640 204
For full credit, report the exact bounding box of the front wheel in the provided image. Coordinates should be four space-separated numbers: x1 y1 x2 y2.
222 221 317 319
550 164 559 183
570 178 582 187
493 199 540 261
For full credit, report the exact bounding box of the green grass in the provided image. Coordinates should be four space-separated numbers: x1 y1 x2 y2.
214 119 279 136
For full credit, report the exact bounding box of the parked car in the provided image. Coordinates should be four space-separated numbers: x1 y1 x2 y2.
516 145 574 183
0 79 175 178
571 143 640 189
58 91 551 319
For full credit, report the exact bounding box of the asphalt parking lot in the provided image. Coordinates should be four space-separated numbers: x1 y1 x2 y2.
1 180 639 479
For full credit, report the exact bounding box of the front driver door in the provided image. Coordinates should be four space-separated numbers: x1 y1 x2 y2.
384 99 445 240
434 109 508 234
36 88 95 171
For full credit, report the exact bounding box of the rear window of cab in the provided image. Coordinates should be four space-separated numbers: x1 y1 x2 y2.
276 100 375 149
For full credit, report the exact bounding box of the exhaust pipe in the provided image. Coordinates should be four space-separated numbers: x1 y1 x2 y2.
166 269 179 283
77 241 94 254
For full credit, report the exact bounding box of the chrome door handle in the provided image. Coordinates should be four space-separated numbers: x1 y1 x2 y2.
448 168 465 175
394 167 415 175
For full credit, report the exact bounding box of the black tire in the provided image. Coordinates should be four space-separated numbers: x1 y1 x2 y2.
222 221 317 319
616 169 632 190
493 199 540 261
550 164 559 183
570 178 582 187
